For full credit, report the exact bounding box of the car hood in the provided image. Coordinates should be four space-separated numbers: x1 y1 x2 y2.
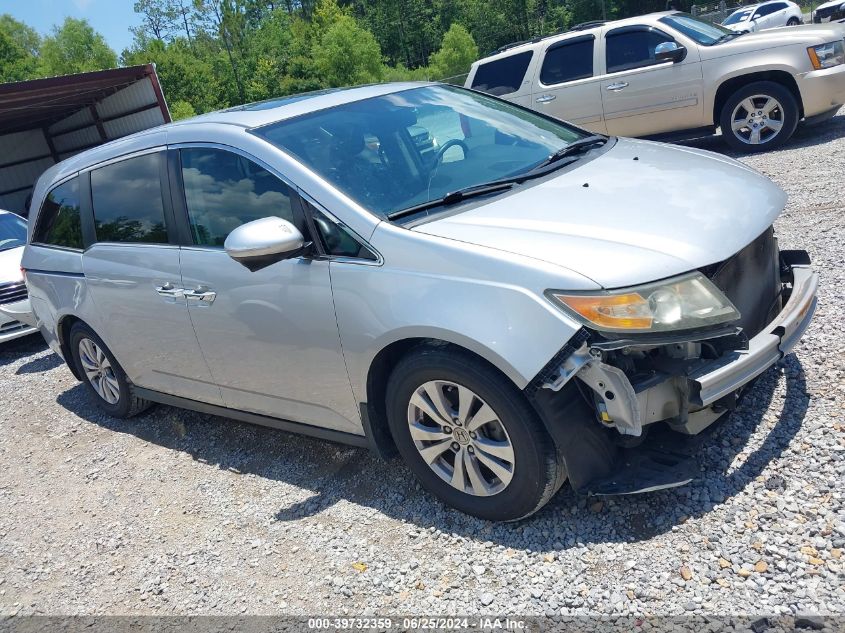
0 246 24 283
701 24 843 58
815 0 844 10
413 138 786 289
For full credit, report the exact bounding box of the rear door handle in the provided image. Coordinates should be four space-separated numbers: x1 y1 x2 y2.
606 81 629 91
536 94 557 103
155 283 184 298
185 289 217 304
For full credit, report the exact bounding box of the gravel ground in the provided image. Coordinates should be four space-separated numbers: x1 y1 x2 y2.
1 112 843 619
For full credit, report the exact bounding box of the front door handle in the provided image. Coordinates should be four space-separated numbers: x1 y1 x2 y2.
155 283 184 298
185 289 217 304
536 94 557 103
606 81 629 92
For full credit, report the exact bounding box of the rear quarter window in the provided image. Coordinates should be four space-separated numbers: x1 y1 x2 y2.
471 51 533 96
32 177 84 250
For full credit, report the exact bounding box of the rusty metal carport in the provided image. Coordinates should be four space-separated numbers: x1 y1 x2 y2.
0 64 171 216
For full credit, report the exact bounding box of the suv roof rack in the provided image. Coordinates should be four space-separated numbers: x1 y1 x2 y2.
492 20 607 54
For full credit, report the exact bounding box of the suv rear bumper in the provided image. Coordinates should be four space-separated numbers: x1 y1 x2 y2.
689 265 817 406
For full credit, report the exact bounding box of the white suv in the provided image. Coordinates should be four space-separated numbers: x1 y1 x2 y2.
465 12 845 151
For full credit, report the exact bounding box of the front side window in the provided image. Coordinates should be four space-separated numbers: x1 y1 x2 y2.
471 51 533 96
33 177 83 250
0 213 29 252
660 13 734 45
257 85 586 220
91 153 168 244
540 37 594 85
605 29 675 73
180 148 295 247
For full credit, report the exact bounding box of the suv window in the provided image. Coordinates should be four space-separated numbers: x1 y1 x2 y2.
605 29 674 73
540 37 594 85
471 51 533 96
91 153 168 244
754 3 784 17
33 177 83 250
180 148 295 247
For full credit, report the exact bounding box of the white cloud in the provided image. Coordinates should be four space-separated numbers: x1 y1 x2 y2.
73 0 94 11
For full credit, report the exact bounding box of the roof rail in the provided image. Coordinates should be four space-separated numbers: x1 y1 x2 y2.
570 20 606 30
492 20 607 54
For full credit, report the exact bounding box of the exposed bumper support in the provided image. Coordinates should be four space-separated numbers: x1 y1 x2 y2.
688 266 817 407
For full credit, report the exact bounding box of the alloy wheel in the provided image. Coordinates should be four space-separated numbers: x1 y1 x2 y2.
730 95 785 145
78 338 121 405
406 380 515 496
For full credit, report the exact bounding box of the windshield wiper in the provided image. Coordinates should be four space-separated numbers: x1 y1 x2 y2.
530 135 608 171
715 31 745 44
387 181 517 220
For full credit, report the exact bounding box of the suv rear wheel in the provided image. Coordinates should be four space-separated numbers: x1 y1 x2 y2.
69 322 152 418
720 81 799 152
386 345 566 521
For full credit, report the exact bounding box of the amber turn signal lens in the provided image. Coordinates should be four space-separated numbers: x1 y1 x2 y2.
551 292 653 330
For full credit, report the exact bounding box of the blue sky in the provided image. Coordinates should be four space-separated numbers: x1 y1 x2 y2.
3 0 142 55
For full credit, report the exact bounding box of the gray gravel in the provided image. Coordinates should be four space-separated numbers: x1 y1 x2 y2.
1 111 844 617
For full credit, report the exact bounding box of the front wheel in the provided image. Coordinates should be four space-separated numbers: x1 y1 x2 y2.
386 345 566 521
719 81 799 152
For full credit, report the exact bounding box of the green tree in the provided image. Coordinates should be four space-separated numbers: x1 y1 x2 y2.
312 14 383 87
429 24 478 80
122 37 222 113
39 18 117 76
0 14 40 82
169 99 197 119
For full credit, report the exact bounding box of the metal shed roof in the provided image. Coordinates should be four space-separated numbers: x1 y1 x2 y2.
0 65 171 216
0 64 169 136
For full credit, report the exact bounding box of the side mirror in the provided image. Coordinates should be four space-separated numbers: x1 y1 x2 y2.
654 41 686 63
224 217 308 272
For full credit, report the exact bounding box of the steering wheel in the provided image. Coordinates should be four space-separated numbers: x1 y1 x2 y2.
433 139 470 167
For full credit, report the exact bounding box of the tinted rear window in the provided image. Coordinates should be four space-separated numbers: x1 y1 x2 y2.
471 51 533 96
91 153 169 244
33 177 83 250
540 38 594 85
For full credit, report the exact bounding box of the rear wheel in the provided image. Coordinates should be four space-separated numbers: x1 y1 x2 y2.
786 16 800 25
69 322 152 418
386 345 566 521
720 81 799 152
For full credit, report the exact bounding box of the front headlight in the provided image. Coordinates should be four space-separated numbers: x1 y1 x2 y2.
808 41 845 69
547 272 740 333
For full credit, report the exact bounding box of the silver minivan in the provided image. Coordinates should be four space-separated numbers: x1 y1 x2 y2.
23 83 817 520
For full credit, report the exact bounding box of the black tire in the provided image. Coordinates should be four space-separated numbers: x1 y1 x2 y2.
386 344 566 521
68 322 152 418
786 17 800 25
719 81 799 152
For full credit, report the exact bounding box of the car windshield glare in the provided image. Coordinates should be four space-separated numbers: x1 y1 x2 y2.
660 13 735 45
0 214 27 251
723 9 754 24
255 85 587 219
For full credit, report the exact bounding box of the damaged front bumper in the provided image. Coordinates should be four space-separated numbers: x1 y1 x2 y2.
529 258 818 495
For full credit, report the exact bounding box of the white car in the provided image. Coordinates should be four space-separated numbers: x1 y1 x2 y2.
0 210 37 343
813 0 845 23
722 0 804 31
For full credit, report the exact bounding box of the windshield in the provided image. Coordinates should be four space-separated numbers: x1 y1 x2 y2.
0 213 27 252
256 85 587 219
660 13 736 45
723 9 753 24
